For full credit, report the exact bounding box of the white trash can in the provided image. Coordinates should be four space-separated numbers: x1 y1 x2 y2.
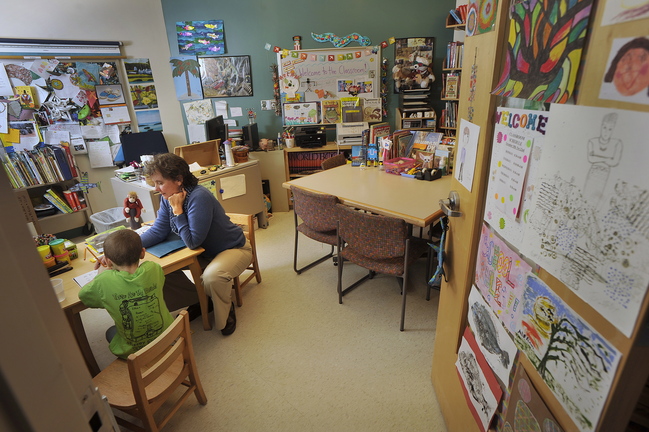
90 207 128 233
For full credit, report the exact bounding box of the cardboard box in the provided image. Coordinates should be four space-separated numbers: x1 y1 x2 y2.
174 140 221 168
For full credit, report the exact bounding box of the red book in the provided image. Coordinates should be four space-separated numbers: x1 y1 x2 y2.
75 191 87 208
63 190 79 211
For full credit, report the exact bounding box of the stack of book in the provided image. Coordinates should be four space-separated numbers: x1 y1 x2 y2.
449 5 468 24
2 145 77 189
441 101 458 130
42 188 87 215
445 42 464 69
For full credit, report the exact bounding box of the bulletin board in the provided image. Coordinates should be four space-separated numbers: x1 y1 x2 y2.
277 46 381 125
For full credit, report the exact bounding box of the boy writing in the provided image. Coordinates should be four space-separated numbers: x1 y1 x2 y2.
79 229 173 359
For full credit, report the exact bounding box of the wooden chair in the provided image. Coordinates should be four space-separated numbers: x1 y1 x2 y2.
291 185 340 274
321 153 347 170
93 311 207 432
227 213 262 307
336 204 429 331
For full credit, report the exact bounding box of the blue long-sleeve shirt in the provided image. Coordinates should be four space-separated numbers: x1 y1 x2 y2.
141 185 245 259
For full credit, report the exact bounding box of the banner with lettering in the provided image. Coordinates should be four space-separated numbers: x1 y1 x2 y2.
475 222 532 332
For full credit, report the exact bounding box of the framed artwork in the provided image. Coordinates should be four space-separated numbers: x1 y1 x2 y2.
393 37 435 93
95 85 125 106
198 55 253 98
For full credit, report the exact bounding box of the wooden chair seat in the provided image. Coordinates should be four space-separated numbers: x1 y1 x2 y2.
227 213 262 307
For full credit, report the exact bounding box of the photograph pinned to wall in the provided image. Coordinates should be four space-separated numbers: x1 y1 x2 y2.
491 0 594 103
129 84 158 110
520 104 649 337
454 119 480 192
499 361 564 432
135 110 162 132
393 37 435 93
123 58 154 83
456 326 503 432
514 274 621 432
74 61 100 90
599 36 649 106
182 99 214 125
601 0 649 25
98 62 120 85
485 107 550 247
176 20 225 56
169 56 203 100
95 85 125 106
199 55 252 97
475 223 532 333
467 286 518 386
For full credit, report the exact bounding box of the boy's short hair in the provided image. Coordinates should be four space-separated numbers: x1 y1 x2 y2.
103 229 142 267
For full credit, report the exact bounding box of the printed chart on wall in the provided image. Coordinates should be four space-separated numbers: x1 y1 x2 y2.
277 46 381 125
520 104 649 337
484 107 550 247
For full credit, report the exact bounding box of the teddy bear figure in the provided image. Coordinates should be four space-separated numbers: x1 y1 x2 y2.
123 191 144 229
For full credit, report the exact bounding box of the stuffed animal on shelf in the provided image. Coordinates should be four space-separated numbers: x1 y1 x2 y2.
123 191 144 229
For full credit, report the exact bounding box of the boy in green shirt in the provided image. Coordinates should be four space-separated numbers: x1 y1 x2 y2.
79 229 174 359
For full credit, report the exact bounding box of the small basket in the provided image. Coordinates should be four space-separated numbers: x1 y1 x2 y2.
384 157 416 175
232 146 249 163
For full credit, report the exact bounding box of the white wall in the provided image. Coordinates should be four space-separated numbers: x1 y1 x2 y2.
4 0 185 214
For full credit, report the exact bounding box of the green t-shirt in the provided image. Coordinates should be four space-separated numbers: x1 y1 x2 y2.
79 261 173 359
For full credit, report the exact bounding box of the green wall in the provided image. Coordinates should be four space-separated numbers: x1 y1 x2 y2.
160 0 456 140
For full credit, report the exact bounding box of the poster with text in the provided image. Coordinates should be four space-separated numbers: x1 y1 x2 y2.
485 108 550 248
520 104 649 337
475 223 532 333
514 274 620 432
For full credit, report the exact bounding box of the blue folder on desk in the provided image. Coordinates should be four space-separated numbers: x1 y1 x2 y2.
146 233 186 258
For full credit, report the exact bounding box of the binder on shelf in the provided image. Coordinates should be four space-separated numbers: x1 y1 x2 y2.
51 146 73 180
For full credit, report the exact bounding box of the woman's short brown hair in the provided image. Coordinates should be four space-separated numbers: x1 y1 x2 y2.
143 153 198 188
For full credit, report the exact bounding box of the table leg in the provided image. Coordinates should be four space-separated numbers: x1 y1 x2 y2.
188 257 212 331
64 308 100 376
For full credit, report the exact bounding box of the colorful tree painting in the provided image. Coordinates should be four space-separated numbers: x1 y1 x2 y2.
491 0 593 103
170 58 201 98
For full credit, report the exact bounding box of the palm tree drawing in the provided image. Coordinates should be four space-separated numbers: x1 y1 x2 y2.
170 58 201 97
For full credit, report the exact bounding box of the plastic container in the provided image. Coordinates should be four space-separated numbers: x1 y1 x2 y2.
49 238 67 256
90 207 128 233
384 157 416 175
54 250 71 264
43 256 56 268
51 278 65 302
64 239 78 260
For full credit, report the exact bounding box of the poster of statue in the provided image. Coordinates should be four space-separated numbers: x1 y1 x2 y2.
520 104 649 337
514 274 621 432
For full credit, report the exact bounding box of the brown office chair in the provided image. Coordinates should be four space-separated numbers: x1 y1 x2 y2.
93 310 207 432
336 204 429 331
321 153 347 170
291 185 340 274
226 213 262 307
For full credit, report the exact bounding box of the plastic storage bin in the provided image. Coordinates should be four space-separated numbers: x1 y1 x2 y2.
90 207 128 233
384 157 416 175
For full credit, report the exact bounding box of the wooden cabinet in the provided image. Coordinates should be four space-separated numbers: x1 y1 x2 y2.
395 108 438 131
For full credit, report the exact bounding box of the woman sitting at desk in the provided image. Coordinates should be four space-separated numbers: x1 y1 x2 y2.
141 153 252 336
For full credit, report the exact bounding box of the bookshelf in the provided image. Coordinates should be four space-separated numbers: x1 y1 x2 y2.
439 41 464 140
3 146 90 234
395 108 437 131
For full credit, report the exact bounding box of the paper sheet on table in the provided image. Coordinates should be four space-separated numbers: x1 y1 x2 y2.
74 269 98 288
188 162 202 171
230 107 243 117
220 174 246 199
214 100 228 118
88 139 114 168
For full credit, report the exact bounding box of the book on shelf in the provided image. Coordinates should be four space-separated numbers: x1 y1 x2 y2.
370 122 391 148
63 190 80 211
321 99 342 124
444 74 460 99
341 97 363 123
449 8 463 24
43 192 71 214
362 98 382 122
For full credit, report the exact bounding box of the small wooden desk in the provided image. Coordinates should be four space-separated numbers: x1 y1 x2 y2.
57 243 209 376
283 164 452 227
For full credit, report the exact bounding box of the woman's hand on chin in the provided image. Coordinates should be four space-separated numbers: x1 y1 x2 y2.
168 189 187 216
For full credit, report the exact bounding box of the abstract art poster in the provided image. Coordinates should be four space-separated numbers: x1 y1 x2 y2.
491 0 593 103
456 326 503 432
465 0 498 37
514 274 621 431
520 104 649 336
467 286 518 386
475 223 532 333
599 36 649 106
484 107 550 247
497 362 564 432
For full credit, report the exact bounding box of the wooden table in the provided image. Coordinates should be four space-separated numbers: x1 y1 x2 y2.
57 243 209 376
283 164 452 227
